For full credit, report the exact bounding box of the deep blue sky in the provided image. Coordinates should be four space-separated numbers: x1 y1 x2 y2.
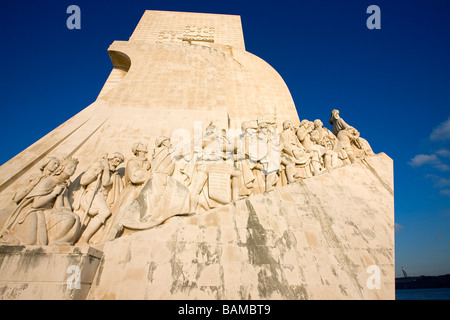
0 0 449 278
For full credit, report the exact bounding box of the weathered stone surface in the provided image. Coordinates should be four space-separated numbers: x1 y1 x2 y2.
0 245 102 300
87 153 394 300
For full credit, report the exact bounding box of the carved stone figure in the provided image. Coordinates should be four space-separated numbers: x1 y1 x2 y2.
11 157 60 204
74 152 124 245
187 123 242 213
0 157 80 246
102 143 151 241
236 121 257 197
311 119 336 150
44 157 82 245
241 119 271 194
311 119 350 167
296 119 316 150
151 136 176 176
252 117 281 191
118 136 190 232
296 119 332 171
329 109 375 162
125 143 151 185
280 120 321 180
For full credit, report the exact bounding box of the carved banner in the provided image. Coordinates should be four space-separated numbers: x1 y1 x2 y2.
208 163 231 204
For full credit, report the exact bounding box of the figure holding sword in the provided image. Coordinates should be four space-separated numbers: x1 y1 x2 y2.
76 152 124 245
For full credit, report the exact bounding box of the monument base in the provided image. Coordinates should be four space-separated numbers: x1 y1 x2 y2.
0 245 102 300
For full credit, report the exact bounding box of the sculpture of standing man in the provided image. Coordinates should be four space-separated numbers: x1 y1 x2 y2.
102 143 151 241
75 152 124 245
125 143 151 186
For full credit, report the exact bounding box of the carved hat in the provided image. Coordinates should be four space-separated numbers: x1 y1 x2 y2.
155 136 170 147
109 152 125 163
132 142 148 155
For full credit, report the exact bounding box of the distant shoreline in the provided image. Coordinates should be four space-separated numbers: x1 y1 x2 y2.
396 274 450 290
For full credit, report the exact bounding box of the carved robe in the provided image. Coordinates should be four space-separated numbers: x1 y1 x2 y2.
330 111 374 159
279 128 311 166
119 145 189 232
95 156 151 241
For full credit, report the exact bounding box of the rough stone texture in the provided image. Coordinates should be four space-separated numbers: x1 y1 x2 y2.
87 153 394 300
0 245 102 300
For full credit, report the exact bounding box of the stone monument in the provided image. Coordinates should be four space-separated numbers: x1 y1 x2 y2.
0 10 394 300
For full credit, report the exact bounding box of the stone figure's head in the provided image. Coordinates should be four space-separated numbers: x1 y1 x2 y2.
310 130 320 143
155 136 170 148
329 109 340 124
299 119 312 129
258 120 275 135
314 119 323 129
40 156 60 175
204 122 221 140
132 143 148 156
108 152 125 171
241 121 257 135
54 156 79 178
257 114 276 135
283 120 293 131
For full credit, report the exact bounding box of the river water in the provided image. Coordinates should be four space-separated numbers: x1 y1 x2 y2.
396 288 450 300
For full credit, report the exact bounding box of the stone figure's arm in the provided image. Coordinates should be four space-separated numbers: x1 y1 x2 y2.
31 185 64 209
280 139 295 158
53 185 71 209
102 168 113 188
350 128 360 137
55 184 72 210
12 189 29 204
11 174 41 203
296 127 310 142
62 188 72 209
80 164 101 187
127 161 147 185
